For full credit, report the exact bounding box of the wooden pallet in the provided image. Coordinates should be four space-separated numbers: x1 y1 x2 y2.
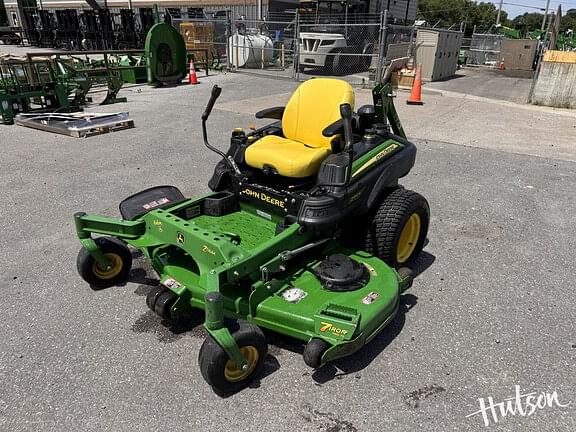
72 118 135 138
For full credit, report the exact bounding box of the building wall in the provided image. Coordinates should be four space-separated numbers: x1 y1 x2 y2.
377 0 417 23
3 0 270 25
4 0 263 9
499 39 537 71
4 0 417 21
1 0 9 26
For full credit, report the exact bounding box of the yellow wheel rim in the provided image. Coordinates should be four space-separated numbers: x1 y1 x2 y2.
396 213 421 264
224 346 259 383
91 253 123 280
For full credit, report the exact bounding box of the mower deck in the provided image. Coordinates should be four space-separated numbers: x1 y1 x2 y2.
75 193 406 362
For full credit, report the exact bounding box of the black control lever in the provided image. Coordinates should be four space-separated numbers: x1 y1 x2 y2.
202 85 222 121
201 85 241 175
341 103 355 186
340 103 354 151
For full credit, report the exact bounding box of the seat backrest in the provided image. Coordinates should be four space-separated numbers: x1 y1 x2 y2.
282 78 355 149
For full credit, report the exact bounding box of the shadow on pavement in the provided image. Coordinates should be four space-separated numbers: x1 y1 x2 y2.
309 250 435 384
413 250 435 278
126 246 436 389
311 292 418 384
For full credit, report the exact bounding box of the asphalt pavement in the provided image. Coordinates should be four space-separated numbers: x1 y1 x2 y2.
424 67 534 104
0 69 575 432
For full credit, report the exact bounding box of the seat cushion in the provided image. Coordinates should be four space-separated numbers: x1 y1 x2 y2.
282 78 355 149
245 135 331 178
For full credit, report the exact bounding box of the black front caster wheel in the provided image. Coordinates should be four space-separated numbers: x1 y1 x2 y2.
146 285 166 312
76 237 132 289
303 338 330 368
154 290 178 319
146 286 178 319
198 321 268 394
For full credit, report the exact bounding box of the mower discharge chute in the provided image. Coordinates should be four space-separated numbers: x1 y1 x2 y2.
74 76 430 394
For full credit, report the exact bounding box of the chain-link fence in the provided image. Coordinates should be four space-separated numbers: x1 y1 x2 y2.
296 21 381 85
177 12 417 86
228 18 298 80
177 18 228 70
370 23 415 82
467 33 503 66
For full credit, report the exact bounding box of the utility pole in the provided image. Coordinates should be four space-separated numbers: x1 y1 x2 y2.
541 0 551 31
405 0 411 23
496 0 503 26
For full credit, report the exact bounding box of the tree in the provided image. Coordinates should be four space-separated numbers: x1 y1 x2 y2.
510 10 575 33
416 0 574 35
416 0 508 33
512 12 544 32
416 0 469 28
468 2 508 31
560 9 576 32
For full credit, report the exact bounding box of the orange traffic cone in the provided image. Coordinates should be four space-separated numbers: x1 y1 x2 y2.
406 64 423 105
188 59 199 85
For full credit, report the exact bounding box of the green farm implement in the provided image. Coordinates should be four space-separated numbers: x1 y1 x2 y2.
0 55 125 125
0 58 74 125
74 75 430 394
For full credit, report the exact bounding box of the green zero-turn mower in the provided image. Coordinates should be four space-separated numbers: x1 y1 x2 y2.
74 75 430 394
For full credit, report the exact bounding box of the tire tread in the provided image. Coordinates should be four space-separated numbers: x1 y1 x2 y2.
363 187 430 268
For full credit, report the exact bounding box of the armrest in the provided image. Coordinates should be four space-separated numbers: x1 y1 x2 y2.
322 119 344 137
255 106 285 120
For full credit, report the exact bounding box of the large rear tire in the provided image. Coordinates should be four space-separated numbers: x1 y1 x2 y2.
331 51 344 76
363 188 430 268
362 43 374 69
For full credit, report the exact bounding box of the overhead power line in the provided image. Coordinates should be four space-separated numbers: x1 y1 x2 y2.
485 0 576 9
417 1 565 14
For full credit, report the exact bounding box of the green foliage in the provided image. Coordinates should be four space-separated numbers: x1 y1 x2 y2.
469 2 508 30
511 12 544 32
417 0 508 32
511 9 576 33
561 9 576 32
416 0 468 28
417 0 576 35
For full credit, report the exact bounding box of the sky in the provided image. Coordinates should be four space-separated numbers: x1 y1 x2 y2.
482 0 576 18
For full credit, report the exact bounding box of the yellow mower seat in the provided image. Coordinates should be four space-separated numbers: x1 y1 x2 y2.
245 78 355 178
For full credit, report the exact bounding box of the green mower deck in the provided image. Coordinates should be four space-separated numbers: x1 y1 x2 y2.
75 196 410 365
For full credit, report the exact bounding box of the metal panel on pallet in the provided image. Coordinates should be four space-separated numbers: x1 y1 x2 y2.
15 111 134 137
